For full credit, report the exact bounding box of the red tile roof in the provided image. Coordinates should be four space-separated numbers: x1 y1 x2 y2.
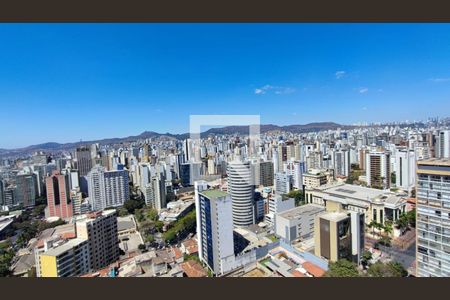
172 247 183 260
180 260 208 277
302 262 326 277
291 270 306 277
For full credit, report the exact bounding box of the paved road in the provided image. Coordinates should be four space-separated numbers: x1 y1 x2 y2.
377 241 416 273
365 235 416 274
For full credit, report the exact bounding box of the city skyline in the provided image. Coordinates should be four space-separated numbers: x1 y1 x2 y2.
1 24 450 148
0 119 443 152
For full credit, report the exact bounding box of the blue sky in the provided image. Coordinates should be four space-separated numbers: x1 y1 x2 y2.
1 24 450 148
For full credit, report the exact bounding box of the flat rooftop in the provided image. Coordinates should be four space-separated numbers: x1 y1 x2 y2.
42 238 87 257
200 189 228 199
418 158 450 166
278 204 325 220
316 182 384 200
117 216 136 232
319 211 348 222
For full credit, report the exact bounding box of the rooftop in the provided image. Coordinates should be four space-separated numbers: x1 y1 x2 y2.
417 158 450 166
278 204 325 220
41 238 87 257
200 189 228 199
117 215 136 232
313 182 406 207
302 261 326 277
180 260 208 277
319 211 348 222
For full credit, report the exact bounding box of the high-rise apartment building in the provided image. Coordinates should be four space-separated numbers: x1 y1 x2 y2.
394 148 416 193
75 146 93 177
15 173 38 207
75 210 120 271
416 159 450 277
251 160 274 187
45 171 73 219
366 150 391 189
87 165 129 211
144 173 167 211
331 149 351 178
436 130 450 159
38 238 90 277
142 143 150 163
195 181 235 275
274 172 292 194
0 179 4 207
227 159 255 227
277 143 287 172
284 160 305 189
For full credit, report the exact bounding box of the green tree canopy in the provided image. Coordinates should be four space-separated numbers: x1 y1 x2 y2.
325 259 360 277
367 261 408 277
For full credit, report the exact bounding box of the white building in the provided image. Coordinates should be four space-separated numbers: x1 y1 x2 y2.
87 165 129 211
437 130 450 158
331 149 350 178
275 204 325 243
394 148 416 193
274 172 292 194
195 181 235 275
227 159 255 227
284 160 305 189
265 194 295 227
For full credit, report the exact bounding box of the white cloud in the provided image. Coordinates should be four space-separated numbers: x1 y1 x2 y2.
362 107 367 111
429 78 450 83
358 87 368 94
335 71 346 79
254 85 295 95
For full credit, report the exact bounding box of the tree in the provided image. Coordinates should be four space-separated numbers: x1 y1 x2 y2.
146 208 159 222
407 209 416 228
138 244 146 251
0 241 14 277
383 220 393 237
396 213 409 234
361 251 373 269
286 190 305 207
163 210 196 244
117 207 129 217
367 261 408 277
391 172 396 184
145 235 155 244
325 259 360 277
388 261 408 277
368 220 376 236
123 198 144 214
155 221 164 233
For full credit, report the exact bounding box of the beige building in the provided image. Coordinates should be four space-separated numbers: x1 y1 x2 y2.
314 201 365 263
306 182 407 225
416 158 450 277
303 169 333 190
75 209 120 271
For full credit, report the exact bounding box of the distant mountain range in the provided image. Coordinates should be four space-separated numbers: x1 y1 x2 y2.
0 121 408 158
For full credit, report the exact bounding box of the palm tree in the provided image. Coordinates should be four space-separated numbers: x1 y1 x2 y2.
395 213 408 235
371 222 382 237
368 220 376 236
383 221 393 237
